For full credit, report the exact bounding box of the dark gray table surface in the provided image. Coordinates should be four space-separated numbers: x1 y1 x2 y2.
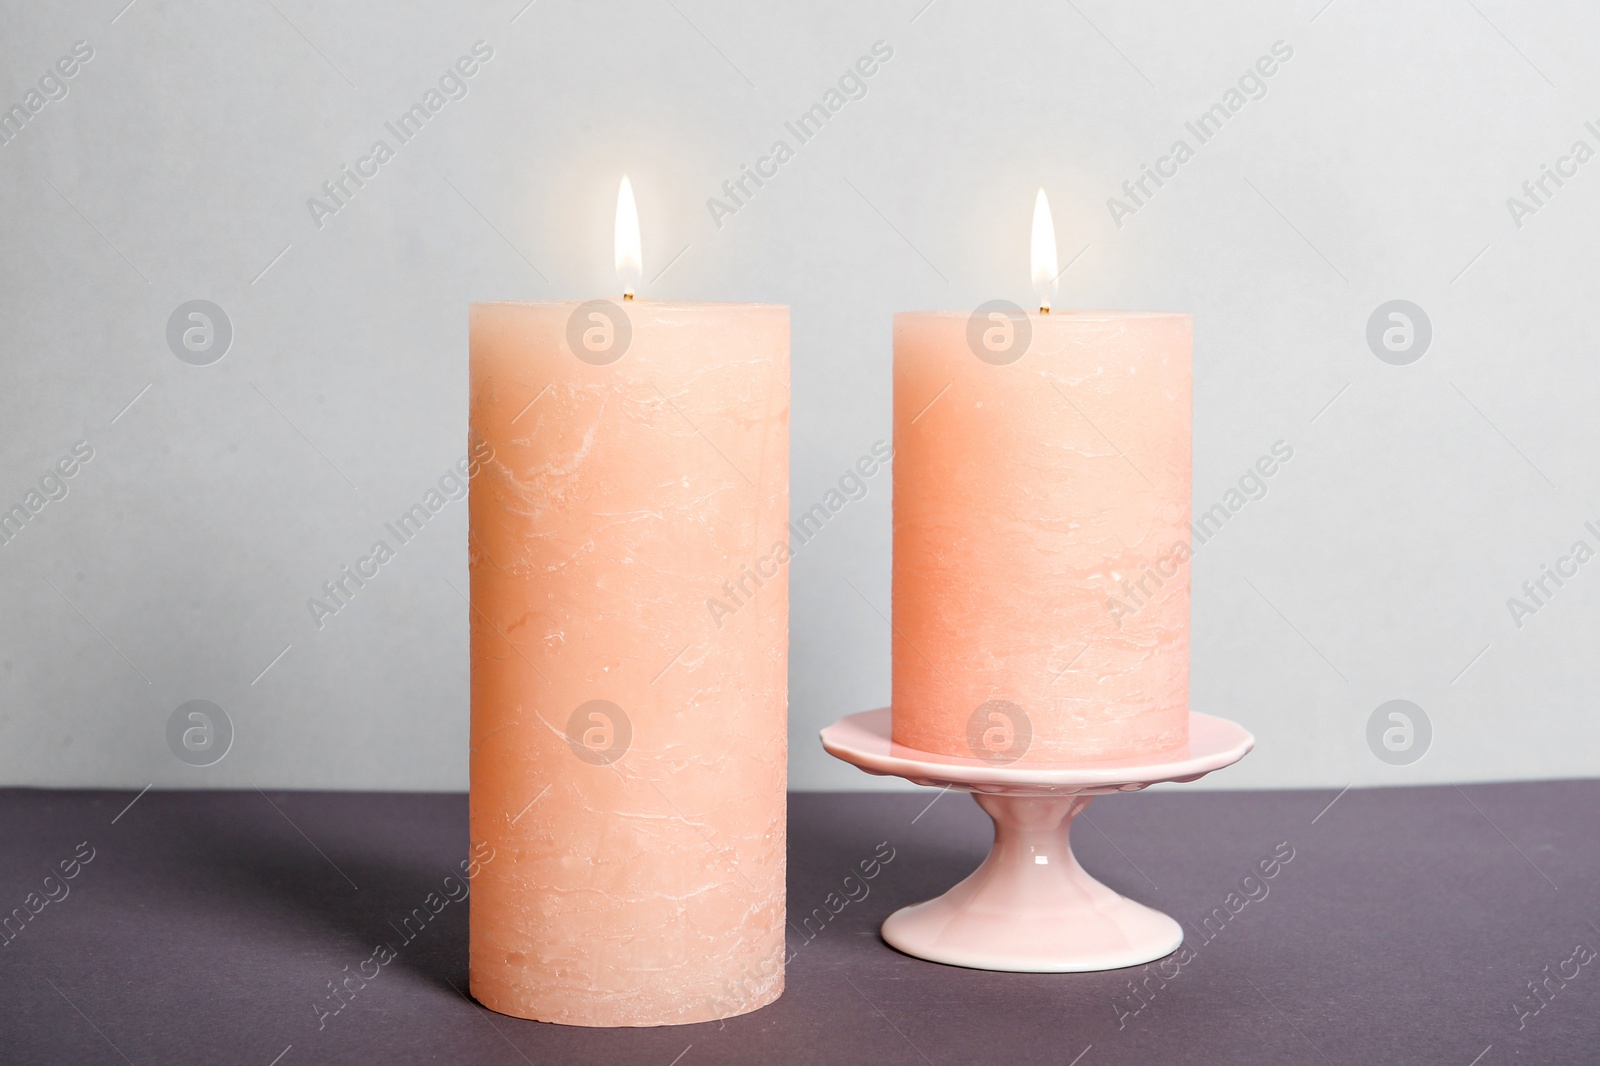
1 781 1595 1064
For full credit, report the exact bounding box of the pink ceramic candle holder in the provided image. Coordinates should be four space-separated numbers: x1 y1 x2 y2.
820 709 1253 972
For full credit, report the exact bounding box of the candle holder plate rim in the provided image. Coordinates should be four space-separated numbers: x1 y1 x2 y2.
820 708 1252 796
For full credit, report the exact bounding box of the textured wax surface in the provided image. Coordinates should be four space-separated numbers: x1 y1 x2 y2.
468 301 789 1026
893 312 1192 762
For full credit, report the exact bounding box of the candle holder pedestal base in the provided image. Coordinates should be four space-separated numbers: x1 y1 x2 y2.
820 709 1253 973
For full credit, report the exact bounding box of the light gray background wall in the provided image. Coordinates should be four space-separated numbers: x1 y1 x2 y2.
2 0 1596 793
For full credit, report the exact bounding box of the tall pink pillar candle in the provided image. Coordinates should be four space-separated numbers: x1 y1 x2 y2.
892 310 1191 763
469 299 789 1026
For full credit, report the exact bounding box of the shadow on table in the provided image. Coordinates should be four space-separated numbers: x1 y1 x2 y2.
145 792 472 996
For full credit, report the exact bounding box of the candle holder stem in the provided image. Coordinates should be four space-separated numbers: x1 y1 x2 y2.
882 791 1180 972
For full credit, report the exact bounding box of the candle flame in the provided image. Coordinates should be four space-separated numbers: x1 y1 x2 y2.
615 175 641 299
1031 187 1058 313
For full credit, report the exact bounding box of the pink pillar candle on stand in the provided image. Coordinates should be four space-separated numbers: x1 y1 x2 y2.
892 193 1191 763
468 180 790 1026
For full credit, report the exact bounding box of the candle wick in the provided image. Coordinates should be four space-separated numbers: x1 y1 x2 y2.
1040 305 1051 314
623 292 635 301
